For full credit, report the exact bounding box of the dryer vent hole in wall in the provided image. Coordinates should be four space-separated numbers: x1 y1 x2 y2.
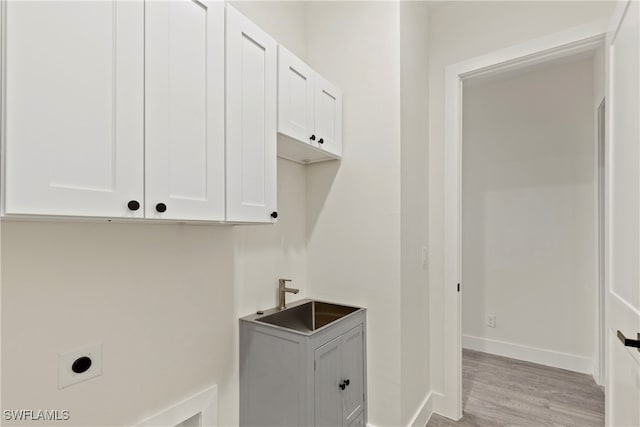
71 356 92 374
58 343 103 389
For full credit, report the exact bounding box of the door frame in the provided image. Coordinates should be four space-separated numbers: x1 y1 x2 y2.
596 97 607 387
441 19 609 420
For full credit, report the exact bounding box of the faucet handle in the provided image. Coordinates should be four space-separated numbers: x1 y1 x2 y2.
278 278 292 286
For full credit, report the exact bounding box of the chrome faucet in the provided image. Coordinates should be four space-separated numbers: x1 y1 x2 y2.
278 279 299 310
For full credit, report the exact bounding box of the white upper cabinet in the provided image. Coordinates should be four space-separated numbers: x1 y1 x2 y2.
225 6 278 223
3 1 144 218
278 45 315 145
145 0 225 221
3 2 306 224
276 46 342 164
314 75 343 158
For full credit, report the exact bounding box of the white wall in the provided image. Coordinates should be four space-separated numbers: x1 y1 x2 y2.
427 1 615 398
400 2 431 426
1 222 235 426
304 3 403 426
1 3 309 426
461 58 596 370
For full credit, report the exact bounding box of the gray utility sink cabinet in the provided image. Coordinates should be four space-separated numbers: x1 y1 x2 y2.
239 299 367 427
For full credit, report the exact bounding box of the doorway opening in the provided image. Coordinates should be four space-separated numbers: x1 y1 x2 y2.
458 49 606 424
441 21 608 421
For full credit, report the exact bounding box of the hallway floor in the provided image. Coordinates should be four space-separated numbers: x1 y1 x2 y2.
427 349 605 427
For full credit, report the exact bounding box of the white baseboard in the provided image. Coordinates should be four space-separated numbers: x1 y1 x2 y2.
366 392 438 427
406 391 434 427
463 334 593 374
430 392 457 422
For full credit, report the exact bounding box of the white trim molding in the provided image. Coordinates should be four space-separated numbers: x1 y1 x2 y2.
135 385 218 427
368 391 442 427
463 335 594 375
442 19 608 421
406 392 436 427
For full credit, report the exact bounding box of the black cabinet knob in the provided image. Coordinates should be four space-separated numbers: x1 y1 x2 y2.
270 211 278 219
155 203 167 213
127 200 140 211
318 138 324 145
339 382 346 390
310 134 316 141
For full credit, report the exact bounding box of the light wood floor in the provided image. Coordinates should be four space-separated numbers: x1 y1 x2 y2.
427 349 604 427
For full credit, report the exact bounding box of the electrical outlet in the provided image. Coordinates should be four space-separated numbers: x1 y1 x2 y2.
487 315 496 328
58 343 102 389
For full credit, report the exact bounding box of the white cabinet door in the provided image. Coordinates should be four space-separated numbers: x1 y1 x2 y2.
3 1 144 218
314 75 343 157
225 6 277 223
278 45 315 144
145 0 224 221
606 1 640 426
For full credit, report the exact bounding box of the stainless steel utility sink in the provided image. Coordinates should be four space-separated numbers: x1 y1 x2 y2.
254 300 360 334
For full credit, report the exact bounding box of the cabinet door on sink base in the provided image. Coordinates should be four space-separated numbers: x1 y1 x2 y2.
314 324 364 426
314 335 343 427
347 412 365 427
342 325 364 424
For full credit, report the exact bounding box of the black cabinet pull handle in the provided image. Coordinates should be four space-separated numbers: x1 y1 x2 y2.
271 211 278 219
310 134 316 141
155 203 167 213
617 330 640 352
127 200 140 211
318 138 324 145
344 379 350 386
